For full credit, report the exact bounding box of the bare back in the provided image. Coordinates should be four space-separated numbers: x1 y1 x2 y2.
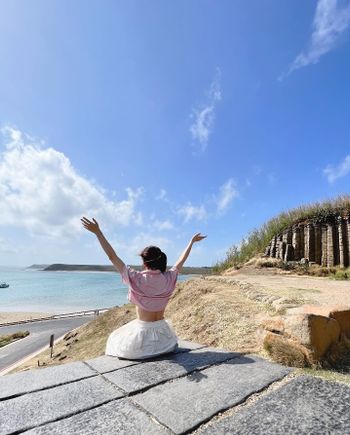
136 305 165 321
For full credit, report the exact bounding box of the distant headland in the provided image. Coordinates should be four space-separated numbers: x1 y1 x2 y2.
27 264 213 275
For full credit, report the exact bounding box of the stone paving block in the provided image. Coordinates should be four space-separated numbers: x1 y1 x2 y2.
104 347 239 393
175 340 207 352
0 376 124 434
86 340 207 374
0 361 96 399
24 398 169 435
198 375 350 435
133 355 292 434
85 355 139 374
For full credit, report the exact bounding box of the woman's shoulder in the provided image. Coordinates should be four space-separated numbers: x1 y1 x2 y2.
121 265 143 285
165 266 179 280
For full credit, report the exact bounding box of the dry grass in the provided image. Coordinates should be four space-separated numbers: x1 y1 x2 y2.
0 331 29 348
323 334 350 371
288 264 350 280
263 332 311 368
165 279 268 353
299 335 350 385
251 257 283 268
11 278 275 373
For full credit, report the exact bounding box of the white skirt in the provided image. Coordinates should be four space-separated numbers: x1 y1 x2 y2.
105 318 178 360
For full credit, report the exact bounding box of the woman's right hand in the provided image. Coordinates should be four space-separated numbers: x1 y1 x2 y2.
191 233 207 244
81 217 101 234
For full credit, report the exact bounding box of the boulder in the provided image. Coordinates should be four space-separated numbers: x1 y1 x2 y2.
263 313 341 366
299 305 350 339
329 309 350 339
283 314 340 361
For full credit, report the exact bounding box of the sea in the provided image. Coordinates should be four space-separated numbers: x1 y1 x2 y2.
0 267 193 314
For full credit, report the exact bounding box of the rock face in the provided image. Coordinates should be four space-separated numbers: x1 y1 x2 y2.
263 306 350 367
284 314 340 361
265 213 350 267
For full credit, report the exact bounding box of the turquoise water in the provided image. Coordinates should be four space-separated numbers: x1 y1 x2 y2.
0 267 192 314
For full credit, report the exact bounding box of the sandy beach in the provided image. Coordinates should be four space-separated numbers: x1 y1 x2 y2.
0 311 52 324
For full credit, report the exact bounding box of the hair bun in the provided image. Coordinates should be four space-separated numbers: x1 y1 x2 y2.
140 246 167 272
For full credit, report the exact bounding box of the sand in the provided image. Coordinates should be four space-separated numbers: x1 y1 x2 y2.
0 311 52 324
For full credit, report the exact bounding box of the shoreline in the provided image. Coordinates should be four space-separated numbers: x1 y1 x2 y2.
0 311 52 324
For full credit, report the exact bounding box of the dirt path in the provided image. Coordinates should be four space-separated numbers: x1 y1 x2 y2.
223 267 350 307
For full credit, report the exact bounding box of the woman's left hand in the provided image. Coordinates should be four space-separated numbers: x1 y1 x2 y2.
81 217 101 234
191 233 207 243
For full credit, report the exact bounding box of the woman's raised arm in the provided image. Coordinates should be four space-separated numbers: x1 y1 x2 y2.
81 217 125 274
174 233 207 272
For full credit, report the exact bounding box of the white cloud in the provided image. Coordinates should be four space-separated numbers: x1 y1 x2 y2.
189 67 222 152
114 232 173 263
323 154 350 182
283 0 350 78
178 202 207 223
0 126 143 238
216 179 238 214
153 219 174 231
156 188 168 201
190 106 215 150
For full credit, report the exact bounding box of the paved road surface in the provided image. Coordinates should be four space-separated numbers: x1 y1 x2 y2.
0 315 96 372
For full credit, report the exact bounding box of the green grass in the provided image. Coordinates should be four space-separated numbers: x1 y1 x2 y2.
0 331 29 348
213 195 350 272
298 367 350 385
332 269 350 280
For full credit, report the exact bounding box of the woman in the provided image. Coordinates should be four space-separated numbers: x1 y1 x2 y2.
81 217 206 360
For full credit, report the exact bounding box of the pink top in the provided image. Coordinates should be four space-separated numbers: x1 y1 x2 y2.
121 265 179 312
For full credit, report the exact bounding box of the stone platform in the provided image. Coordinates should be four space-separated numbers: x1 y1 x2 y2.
0 340 349 434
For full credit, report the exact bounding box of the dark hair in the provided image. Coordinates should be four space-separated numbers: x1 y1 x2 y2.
140 246 167 272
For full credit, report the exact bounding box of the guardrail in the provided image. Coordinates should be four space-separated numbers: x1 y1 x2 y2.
0 306 118 327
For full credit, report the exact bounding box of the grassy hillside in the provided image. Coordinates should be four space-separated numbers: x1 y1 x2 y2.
214 195 350 273
11 270 350 382
11 277 272 373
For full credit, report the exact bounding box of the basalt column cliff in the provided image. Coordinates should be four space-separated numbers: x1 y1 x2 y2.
265 214 350 267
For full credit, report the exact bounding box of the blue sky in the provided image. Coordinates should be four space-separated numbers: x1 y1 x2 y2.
1 0 350 267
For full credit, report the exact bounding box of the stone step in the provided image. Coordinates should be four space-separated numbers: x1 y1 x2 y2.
103 347 240 394
23 398 169 435
132 355 291 434
85 339 206 374
4 340 338 435
197 375 350 435
0 376 124 434
0 361 96 400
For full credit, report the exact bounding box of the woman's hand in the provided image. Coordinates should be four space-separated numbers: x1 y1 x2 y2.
81 217 101 235
191 233 207 244
174 233 207 271
81 217 125 273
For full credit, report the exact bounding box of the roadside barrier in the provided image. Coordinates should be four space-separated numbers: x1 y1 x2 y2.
0 306 118 327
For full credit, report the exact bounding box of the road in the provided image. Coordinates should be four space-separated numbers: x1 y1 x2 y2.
0 315 96 373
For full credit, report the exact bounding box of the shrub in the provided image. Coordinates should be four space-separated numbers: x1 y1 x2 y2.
0 330 29 348
333 269 350 280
